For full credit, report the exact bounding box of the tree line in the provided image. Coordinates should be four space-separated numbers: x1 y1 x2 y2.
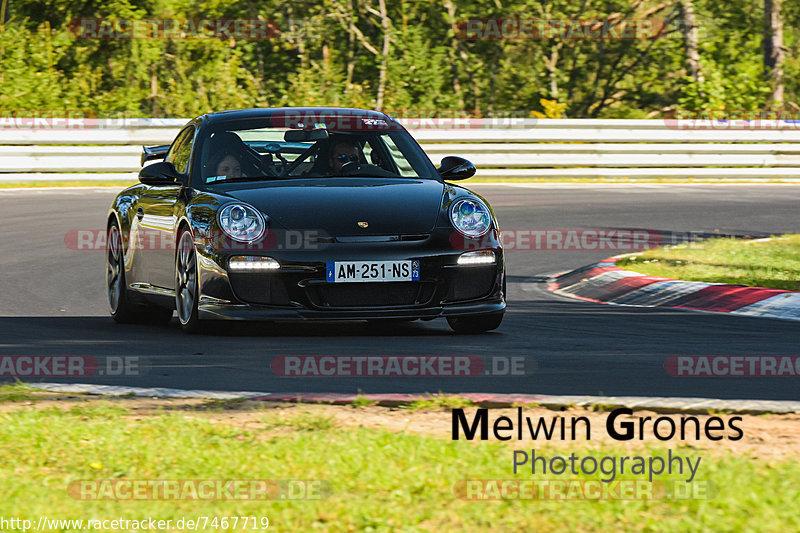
0 0 797 118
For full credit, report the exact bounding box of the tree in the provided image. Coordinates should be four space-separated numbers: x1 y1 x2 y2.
764 0 784 106
679 0 703 83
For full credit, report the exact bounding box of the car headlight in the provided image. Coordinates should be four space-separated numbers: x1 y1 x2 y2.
218 203 266 242
450 198 491 238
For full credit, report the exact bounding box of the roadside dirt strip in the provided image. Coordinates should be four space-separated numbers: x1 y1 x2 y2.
4 395 800 461
32 383 800 415
549 256 800 321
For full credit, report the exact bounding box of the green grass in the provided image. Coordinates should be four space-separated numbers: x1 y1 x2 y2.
617 235 800 291
0 381 45 402
404 393 475 412
349 395 379 409
0 399 799 532
261 410 336 432
200 397 252 410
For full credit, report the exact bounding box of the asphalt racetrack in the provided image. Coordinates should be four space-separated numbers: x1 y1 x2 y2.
1 184 798 400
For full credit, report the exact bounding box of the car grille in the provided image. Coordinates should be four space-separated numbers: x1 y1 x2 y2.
307 281 436 308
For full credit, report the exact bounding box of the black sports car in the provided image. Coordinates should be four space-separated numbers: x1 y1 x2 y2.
106 107 505 333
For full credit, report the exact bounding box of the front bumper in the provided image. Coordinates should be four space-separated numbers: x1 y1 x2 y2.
197 300 505 321
194 229 505 321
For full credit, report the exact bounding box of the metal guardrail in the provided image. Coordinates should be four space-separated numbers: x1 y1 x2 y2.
2 118 800 181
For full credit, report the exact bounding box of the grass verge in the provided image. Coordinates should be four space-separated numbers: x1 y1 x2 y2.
617 234 800 291
0 381 46 402
0 385 799 531
404 393 476 412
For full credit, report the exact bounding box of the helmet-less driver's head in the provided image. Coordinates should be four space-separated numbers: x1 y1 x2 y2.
330 139 361 172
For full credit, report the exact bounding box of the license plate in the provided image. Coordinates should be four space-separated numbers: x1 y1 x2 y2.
326 260 420 282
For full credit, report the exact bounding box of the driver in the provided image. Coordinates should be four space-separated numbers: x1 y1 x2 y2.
330 139 362 174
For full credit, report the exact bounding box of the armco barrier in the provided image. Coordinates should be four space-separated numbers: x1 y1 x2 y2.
2 118 800 181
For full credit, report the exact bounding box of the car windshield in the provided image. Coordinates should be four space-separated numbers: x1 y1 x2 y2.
198 118 437 185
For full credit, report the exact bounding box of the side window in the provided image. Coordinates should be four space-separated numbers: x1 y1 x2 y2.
166 127 195 175
381 135 417 177
361 139 374 163
363 137 389 170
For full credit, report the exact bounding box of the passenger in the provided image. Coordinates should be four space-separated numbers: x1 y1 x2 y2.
210 152 242 179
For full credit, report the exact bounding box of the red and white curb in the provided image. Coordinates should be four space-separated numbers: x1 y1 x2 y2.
27 383 800 414
549 256 800 321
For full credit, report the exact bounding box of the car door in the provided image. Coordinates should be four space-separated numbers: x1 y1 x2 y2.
136 126 195 290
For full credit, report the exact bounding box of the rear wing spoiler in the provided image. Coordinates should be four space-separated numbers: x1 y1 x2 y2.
141 145 170 166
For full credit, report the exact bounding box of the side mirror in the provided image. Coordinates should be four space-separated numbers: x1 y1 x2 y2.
140 144 170 166
438 156 476 181
139 161 180 185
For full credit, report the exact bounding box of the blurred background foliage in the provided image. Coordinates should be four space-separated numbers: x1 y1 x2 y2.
0 0 797 118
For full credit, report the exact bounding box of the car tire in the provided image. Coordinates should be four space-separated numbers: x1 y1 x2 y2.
175 229 202 333
107 221 173 324
447 312 504 334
